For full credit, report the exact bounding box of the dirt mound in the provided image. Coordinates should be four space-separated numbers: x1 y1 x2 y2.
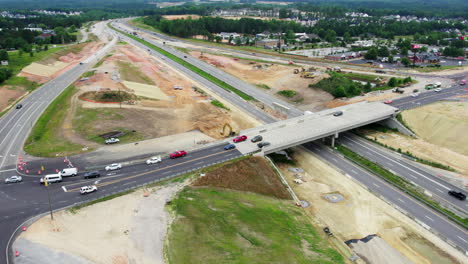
193 156 291 199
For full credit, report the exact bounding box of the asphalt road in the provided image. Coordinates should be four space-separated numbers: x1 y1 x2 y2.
389 84 468 110
113 22 304 118
304 142 468 253
339 133 467 214
0 20 466 264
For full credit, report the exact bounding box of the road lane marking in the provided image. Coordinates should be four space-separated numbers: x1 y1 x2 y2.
194 161 204 165
345 136 451 190
457 236 468 243
0 169 16 173
62 186 67 192
435 188 444 193
397 198 406 204
66 148 237 192
351 170 358 174
424 215 434 222
372 183 380 188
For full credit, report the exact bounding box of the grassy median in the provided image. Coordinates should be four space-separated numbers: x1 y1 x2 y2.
24 85 85 157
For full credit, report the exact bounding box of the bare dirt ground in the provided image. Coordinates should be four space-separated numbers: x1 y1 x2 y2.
0 88 25 112
193 156 291 199
189 51 333 111
63 44 257 153
402 101 468 156
279 148 466 264
162 15 201 20
14 184 184 264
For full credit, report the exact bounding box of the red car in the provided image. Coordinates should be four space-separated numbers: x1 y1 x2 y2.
233 135 247 143
384 100 393 104
170 150 187 159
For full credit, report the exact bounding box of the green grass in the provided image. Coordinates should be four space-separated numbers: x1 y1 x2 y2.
336 144 468 228
110 24 253 100
166 187 344 264
93 54 112 68
130 17 163 33
73 107 144 144
210 99 230 110
117 41 128 45
2 76 39 91
81 70 96 78
24 85 85 157
414 65 462 72
277 90 297 98
256 83 271 90
3 47 63 74
116 61 154 85
340 72 380 82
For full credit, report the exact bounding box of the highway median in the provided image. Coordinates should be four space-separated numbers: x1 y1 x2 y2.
108 23 254 101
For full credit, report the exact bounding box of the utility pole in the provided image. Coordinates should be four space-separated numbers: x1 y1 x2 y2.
45 180 53 220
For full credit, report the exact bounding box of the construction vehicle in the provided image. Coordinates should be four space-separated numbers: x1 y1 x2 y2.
301 72 315 78
392 87 404 94
293 69 300 74
220 123 235 137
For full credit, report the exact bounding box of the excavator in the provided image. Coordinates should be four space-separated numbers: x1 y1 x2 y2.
220 123 236 137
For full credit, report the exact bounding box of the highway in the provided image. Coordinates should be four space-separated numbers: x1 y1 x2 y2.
112 22 304 118
0 20 466 264
304 142 468 253
339 133 467 214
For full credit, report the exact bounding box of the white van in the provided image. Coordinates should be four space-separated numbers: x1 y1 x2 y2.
60 167 78 177
40 174 62 184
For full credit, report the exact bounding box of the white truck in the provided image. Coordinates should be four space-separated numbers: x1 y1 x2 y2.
60 167 78 177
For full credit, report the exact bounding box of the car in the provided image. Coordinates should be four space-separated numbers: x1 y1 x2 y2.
80 185 98 195
224 144 236 150
16 104 22 109
411 93 420 97
233 135 247 143
251 135 263 143
105 138 120 144
257 142 271 148
105 163 122 171
83 171 100 179
434 88 442 92
448 190 466 201
146 156 162 165
460 80 466 85
384 100 393 104
333 111 343 117
5 176 22 184
170 150 187 159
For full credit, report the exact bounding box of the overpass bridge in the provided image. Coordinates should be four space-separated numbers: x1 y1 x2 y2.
235 101 398 155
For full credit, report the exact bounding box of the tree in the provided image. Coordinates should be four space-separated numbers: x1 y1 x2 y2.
214 36 222 43
377 46 390 57
401 57 411 66
363 82 372 93
343 32 351 43
0 50 8 61
29 51 34 57
388 55 394 63
44 45 49 51
228 35 233 44
443 47 464 57
388 77 398 87
324 29 336 43
332 86 346 98
364 47 378 60
401 47 408 56
285 30 295 44
234 37 242 46
68 25 77 33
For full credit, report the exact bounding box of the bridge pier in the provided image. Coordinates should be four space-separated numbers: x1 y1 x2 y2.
322 133 339 147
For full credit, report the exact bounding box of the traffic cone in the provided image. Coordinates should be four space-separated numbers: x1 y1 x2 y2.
26 170 29 174
22 226 27 231
38 170 41 174
15 251 19 257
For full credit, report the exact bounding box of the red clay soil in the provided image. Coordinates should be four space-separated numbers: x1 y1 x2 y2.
193 156 291 199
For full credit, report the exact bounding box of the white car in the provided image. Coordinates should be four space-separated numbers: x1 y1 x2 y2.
80 185 97 195
146 156 162 165
5 176 22 184
411 92 420 97
434 88 442 92
105 138 120 144
105 163 122 171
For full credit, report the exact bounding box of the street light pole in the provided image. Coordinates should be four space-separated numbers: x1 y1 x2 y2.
46 184 53 220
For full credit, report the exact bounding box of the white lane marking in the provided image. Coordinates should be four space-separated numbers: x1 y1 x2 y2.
194 161 204 165
0 168 16 173
435 188 444 193
162 170 172 175
408 174 418 179
122 181 137 186
372 183 380 188
331 158 338 162
62 186 68 192
351 170 358 174
457 236 468 243
425 215 434 222
397 198 406 204
345 136 451 190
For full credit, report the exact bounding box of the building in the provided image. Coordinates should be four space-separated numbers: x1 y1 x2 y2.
351 40 374 47
255 39 284 48
217 32 241 41
324 51 364 61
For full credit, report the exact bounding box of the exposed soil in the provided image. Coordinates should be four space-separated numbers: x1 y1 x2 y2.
278 148 465 264
193 156 291 199
190 51 334 111
0 88 25 112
